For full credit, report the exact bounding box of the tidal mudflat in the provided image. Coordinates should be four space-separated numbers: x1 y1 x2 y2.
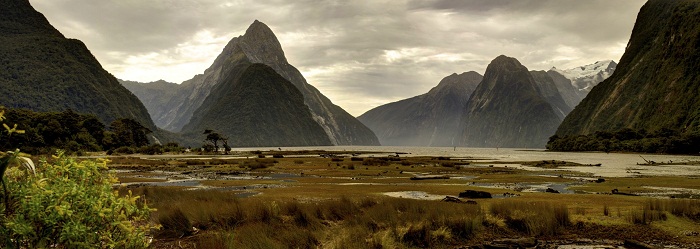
104 148 700 248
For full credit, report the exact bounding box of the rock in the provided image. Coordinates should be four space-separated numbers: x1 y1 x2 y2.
488 238 538 248
459 190 492 199
612 189 638 196
545 188 560 193
624 239 656 249
441 196 463 203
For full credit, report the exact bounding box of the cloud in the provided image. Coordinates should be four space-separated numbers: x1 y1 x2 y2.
30 0 646 116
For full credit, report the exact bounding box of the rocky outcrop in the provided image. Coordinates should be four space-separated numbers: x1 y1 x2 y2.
555 0 700 136
461 55 561 148
358 72 482 146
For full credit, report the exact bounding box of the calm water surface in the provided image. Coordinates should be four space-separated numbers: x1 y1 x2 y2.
235 146 700 178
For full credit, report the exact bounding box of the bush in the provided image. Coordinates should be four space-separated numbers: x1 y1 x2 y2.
114 146 136 154
0 151 157 247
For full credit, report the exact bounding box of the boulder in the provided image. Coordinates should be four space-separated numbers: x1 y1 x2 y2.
459 190 492 199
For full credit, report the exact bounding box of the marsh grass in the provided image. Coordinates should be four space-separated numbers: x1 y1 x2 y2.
630 198 700 224
134 186 487 248
490 200 569 236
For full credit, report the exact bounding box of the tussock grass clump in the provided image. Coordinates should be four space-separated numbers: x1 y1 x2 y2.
649 198 700 221
362 158 390 166
629 198 700 224
157 208 193 238
490 201 569 236
242 159 277 169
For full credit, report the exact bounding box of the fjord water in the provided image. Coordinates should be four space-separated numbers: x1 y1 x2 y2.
236 146 700 178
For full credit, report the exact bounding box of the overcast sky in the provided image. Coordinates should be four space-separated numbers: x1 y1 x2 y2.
31 0 646 116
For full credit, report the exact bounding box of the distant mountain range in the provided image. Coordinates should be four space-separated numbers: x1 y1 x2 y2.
358 72 482 146
0 0 156 131
460 56 562 148
359 57 614 148
555 0 700 137
123 21 379 147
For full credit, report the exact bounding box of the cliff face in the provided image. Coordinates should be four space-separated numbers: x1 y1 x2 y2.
358 72 482 146
125 20 379 146
0 0 156 130
556 0 700 136
530 71 572 120
461 56 561 148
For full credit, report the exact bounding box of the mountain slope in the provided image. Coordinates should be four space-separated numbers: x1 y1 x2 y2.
183 63 332 147
0 0 155 130
530 71 572 120
546 70 583 109
145 20 378 146
461 56 561 148
555 0 700 136
120 79 180 126
358 72 483 146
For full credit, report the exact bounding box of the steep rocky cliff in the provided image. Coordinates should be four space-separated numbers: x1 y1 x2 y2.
556 0 700 136
530 71 572 120
0 0 156 130
546 70 583 110
461 56 561 148
358 72 482 146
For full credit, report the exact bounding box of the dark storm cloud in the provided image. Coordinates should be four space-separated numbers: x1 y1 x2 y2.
30 0 646 116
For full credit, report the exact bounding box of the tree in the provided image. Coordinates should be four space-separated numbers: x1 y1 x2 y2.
203 129 228 154
108 118 152 149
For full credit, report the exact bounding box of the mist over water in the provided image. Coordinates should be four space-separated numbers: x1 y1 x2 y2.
235 146 700 178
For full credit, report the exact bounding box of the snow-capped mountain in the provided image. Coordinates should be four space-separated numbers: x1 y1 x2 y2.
551 60 617 93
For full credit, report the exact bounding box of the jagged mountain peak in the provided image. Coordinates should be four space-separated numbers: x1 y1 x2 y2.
551 60 616 81
461 55 561 148
489 55 524 69
238 20 288 65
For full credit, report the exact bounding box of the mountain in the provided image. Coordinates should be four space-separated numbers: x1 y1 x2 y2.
555 0 700 137
357 72 483 146
550 60 617 94
183 63 332 146
546 70 583 110
461 55 561 148
0 0 156 130
530 71 572 120
119 79 180 126
124 20 379 146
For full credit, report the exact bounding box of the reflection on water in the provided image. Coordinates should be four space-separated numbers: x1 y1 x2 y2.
234 146 700 178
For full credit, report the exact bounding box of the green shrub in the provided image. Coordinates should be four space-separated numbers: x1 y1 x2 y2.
0 151 157 248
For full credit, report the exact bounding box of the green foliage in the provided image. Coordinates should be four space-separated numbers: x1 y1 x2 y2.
547 128 700 154
1 151 157 248
0 110 157 247
202 129 229 154
107 118 152 149
0 108 157 154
